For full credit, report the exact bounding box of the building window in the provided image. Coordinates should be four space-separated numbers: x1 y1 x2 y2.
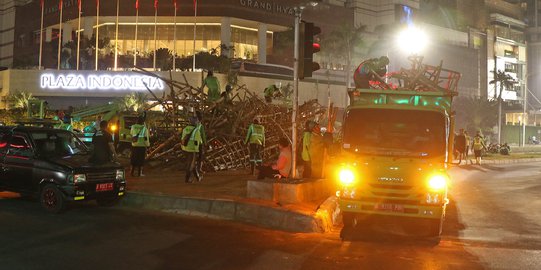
504 62 517 73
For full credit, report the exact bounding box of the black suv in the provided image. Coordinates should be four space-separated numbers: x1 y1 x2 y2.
0 126 126 213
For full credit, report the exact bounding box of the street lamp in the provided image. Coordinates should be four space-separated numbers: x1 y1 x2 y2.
396 25 428 55
291 0 320 179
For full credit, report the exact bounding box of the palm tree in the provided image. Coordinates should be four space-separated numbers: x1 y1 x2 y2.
489 69 516 143
7 91 33 110
454 96 498 137
116 92 147 112
326 23 366 90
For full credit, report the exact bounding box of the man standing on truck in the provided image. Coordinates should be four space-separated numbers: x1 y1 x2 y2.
353 56 389 89
244 118 265 175
202 70 221 102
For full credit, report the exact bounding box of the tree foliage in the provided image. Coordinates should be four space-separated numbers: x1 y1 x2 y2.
453 96 498 136
489 70 516 100
7 91 33 110
116 92 147 112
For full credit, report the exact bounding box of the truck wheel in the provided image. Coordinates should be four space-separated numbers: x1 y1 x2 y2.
427 217 443 237
342 212 357 229
97 197 120 207
340 212 357 240
40 184 66 214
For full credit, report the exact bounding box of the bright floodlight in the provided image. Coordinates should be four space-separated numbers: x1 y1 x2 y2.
397 26 428 55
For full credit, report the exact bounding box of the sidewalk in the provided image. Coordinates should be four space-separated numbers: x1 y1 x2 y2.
121 166 338 233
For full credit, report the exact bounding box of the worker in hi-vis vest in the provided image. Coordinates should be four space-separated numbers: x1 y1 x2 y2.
244 118 265 175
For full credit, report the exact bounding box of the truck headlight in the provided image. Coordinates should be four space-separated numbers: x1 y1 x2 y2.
116 169 125 180
428 174 447 191
73 174 86 184
338 168 356 186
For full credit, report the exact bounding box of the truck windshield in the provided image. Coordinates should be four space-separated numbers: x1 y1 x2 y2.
343 108 446 158
31 131 88 157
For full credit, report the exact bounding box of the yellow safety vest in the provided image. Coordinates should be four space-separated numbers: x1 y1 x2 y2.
473 136 484 150
302 131 311 161
245 124 265 145
181 125 202 152
131 124 150 147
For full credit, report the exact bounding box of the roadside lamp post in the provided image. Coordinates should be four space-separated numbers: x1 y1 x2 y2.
396 25 428 56
291 0 319 179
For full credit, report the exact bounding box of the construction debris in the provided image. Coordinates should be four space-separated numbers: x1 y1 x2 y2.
133 68 326 172
365 55 461 94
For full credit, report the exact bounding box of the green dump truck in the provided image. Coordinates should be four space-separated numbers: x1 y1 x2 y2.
336 59 460 239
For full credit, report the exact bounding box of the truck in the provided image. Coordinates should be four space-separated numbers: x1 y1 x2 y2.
25 99 140 155
70 103 140 155
336 57 459 239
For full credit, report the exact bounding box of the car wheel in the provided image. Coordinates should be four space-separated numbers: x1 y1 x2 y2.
97 197 120 207
40 184 66 214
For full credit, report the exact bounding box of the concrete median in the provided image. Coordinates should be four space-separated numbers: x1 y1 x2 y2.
120 192 339 233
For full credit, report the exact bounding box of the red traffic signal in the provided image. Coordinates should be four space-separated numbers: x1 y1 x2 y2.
299 22 321 79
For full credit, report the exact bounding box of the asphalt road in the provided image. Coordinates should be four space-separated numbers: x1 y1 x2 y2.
1 162 541 270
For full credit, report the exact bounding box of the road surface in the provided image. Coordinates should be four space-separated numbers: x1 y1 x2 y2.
1 162 540 270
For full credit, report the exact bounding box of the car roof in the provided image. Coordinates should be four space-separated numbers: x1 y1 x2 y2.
0 126 70 133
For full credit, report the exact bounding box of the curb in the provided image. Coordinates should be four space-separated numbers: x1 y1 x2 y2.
120 192 331 233
475 157 541 165
451 157 541 166
314 196 341 232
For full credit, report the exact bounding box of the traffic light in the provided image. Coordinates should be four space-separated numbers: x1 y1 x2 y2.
299 22 321 79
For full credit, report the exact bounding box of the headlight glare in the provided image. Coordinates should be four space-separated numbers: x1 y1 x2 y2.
428 174 447 191
116 169 125 180
338 168 356 186
73 174 86 184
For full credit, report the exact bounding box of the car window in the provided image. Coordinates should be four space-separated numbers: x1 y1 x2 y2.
31 131 87 157
8 135 33 158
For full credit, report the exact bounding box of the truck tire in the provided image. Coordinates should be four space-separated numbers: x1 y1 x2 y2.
40 184 66 214
340 212 357 240
427 217 443 237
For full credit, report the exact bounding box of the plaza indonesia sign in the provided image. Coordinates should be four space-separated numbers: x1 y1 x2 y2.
40 73 165 91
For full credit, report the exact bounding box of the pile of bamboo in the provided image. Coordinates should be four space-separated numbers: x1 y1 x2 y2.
135 69 326 172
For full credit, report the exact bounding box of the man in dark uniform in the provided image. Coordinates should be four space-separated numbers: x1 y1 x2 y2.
353 56 389 89
90 120 117 164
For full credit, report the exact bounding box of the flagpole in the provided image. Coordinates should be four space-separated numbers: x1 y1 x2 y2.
114 0 119 70
153 0 158 71
57 0 63 70
173 1 177 71
76 0 82 70
134 0 139 67
192 0 197 71
39 0 44 70
95 0 99 70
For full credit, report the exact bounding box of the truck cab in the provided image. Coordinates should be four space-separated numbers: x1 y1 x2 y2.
336 88 455 238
